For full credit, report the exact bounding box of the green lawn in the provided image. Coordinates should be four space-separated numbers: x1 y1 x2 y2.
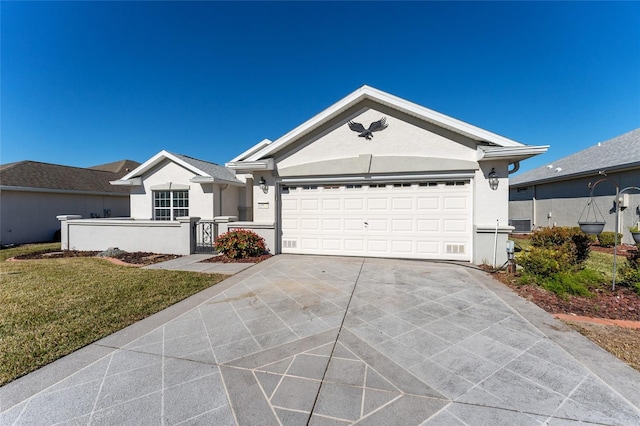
0 244 227 385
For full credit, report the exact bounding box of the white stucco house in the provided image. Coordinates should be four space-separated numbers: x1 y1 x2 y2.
60 86 548 264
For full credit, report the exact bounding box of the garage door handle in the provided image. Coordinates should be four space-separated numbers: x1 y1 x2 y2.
364 221 369 227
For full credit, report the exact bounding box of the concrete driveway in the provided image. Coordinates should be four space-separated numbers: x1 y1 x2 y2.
2 255 640 425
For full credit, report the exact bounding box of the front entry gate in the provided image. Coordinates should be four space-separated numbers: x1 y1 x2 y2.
195 221 217 253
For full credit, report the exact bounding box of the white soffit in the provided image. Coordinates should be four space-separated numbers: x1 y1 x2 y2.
245 85 528 162
229 139 272 162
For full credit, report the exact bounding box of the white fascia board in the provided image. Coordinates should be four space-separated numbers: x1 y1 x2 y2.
225 158 275 171
189 176 245 187
110 177 143 186
478 145 549 161
229 139 272 162
246 85 525 161
120 150 209 180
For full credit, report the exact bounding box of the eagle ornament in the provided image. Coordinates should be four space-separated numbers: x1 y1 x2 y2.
347 117 388 140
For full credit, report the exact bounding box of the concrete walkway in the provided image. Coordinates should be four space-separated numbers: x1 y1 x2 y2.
142 254 256 275
2 255 640 425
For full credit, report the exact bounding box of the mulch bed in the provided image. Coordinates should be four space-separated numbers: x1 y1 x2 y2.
499 275 640 321
200 254 273 264
12 250 181 266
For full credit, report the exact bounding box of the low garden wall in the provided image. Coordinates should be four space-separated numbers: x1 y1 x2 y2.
57 216 200 255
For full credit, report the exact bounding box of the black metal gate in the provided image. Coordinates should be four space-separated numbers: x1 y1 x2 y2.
195 221 217 253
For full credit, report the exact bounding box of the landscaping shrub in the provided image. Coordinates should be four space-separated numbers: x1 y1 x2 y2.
528 227 592 268
597 231 622 248
538 269 600 298
518 227 600 297
619 246 640 295
214 229 266 259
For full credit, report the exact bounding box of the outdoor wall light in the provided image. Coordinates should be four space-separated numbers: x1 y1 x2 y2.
258 176 269 194
488 168 499 191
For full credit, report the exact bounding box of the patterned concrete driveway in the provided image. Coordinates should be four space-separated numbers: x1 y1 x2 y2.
2 255 640 425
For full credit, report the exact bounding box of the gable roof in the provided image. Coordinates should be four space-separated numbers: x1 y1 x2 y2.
115 150 242 186
0 161 132 194
510 128 640 186
232 85 547 165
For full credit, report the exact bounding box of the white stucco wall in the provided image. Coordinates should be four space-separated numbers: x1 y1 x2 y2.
0 190 129 245
277 108 477 170
130 160 214 220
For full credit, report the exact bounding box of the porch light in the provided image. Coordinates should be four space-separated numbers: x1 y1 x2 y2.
258 176 269 194
488 168 499 191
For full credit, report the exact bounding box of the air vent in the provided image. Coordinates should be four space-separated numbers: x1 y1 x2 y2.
445 244 465 254
282 240 297 249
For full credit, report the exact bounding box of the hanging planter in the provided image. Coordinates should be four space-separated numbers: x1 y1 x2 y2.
579 221 605 235
630 225 640 244
577 197 605 235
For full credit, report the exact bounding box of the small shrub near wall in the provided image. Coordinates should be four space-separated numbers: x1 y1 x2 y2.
528 226 592 266
215 229 266 259
619 246 640 295
597 232 623 248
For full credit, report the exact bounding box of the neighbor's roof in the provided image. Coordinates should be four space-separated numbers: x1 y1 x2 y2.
0 160 134 194
89 159 141 175
510 128 640 186
117 150 242 186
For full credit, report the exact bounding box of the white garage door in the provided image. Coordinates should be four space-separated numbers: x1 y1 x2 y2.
280 181 472 261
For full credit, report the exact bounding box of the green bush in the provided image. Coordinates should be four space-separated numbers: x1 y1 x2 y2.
528 227 592 267
214 229 266 259
619 246 640 295
538 269 601 298
519 247 568 277
597 231 622 248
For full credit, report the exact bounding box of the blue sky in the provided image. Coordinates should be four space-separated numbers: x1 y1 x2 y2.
2 1 639 176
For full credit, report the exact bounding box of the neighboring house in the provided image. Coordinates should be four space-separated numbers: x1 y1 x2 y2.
509 128 640 244
0 159 139 245
60 86 547 264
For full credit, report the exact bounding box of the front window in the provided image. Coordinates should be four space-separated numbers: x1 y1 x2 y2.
154 190 189 220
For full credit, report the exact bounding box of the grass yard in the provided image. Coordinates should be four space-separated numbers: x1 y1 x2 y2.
0 244 227 386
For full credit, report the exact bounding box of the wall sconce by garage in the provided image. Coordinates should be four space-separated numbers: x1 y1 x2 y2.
258 176 269 194
488 168 499 190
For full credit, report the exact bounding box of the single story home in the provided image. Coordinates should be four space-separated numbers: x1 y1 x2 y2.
509 128 640 244
0 159 138 245
60 86 548 264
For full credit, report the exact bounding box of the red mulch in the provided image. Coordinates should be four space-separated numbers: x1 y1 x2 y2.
492 270 640 322
13 250 181 265
200 254 272 264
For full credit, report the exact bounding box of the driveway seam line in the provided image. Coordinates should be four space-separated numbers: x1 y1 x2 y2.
305 257 366 425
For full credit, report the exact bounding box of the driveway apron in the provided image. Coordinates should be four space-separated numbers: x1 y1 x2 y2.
2 255 640 425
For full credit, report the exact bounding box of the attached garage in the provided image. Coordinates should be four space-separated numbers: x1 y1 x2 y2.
226 85 547 265
280 181 472 260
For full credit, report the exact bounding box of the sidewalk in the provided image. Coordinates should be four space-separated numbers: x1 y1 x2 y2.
143 254 256 274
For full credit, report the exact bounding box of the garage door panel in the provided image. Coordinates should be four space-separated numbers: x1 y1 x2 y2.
444 196 467 209
443 219 468 232
322 199 341 210
391 219 413 232
345 199 364 210
301 218 319 230
281 182 471 261
367 198 388 210
344 219 364 231
417 219 439 232
301 199 319 210
322 218 341 231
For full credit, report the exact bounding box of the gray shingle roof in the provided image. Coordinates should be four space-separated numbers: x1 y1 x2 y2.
170 152 241 183
89 159 141 176
0 161 134 193
510 128 640 186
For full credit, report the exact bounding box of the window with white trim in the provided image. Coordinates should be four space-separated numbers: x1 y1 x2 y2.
154 190 189 220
